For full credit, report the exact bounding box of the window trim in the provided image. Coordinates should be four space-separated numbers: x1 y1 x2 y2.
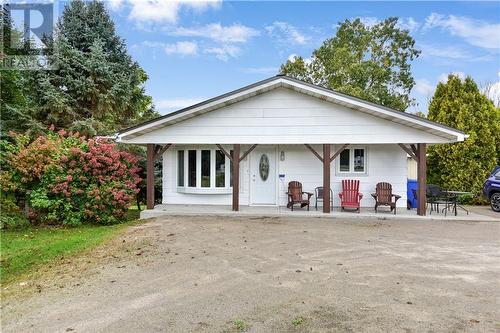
336 146 368 175
177 148 232 193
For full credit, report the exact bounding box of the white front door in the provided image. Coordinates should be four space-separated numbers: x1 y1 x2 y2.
250 148 276 205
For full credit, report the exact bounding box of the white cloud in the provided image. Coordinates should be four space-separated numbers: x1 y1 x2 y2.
397 17 420 33
204 45 240 61
107 0 124 11
164 41 198 55
419 43 494 62
357 17 379 27
286 53 314 66
137 39 244 61
138 41 198 56
170 23 260 43
414 72 467 98
265 22 310 45
438 72 465 83
355 17 420 33
156 97 206 113
140 41 165 48
420 43 469 59
424 13 500 49
414 79 435 97
129 1 178 24
241 67 279 75
120 0 221 24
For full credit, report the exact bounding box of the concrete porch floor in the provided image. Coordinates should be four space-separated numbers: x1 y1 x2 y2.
141 204 499 222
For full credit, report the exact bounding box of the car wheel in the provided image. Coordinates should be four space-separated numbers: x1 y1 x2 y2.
491 193 500 212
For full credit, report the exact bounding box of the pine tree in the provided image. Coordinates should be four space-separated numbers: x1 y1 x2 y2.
25 0 157 135
427 75 499 202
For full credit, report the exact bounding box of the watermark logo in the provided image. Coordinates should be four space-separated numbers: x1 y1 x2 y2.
1 2 56 70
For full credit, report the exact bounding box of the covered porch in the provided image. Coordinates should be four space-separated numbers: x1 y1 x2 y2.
140 203 497 222
144 142 428 215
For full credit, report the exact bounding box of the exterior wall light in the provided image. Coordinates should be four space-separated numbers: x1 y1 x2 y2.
280 150 285 161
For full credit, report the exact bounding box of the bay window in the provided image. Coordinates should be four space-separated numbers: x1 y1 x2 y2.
177 148 232 192
337 147 367 174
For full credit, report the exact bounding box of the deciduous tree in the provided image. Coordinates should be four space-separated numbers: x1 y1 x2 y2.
280 18 420 111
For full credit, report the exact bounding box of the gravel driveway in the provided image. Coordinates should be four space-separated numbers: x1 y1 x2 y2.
2 215 499 332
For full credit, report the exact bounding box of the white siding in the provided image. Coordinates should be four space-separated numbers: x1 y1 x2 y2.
124 88 451 144
162 143 407 208
277 144 407 208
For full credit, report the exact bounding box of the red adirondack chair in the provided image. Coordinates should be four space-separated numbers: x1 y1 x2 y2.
339 179 363 213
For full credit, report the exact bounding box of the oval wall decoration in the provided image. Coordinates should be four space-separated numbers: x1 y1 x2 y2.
259 154 270 181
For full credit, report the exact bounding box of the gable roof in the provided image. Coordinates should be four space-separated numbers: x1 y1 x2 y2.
117 75 467 142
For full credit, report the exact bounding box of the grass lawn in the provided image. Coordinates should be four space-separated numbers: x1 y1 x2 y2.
0 209 141 284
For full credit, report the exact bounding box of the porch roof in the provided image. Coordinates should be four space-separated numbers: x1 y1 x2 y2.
117 75 468 144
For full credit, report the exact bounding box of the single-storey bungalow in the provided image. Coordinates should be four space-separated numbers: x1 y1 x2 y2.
117 75 467 216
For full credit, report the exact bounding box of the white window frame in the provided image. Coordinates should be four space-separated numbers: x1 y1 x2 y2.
336 146 368 175
177 148 232 194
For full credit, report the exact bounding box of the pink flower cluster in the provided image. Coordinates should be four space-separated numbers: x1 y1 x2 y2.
3 129 142 225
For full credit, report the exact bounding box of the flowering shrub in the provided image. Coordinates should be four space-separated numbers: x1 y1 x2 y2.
0 129 141 226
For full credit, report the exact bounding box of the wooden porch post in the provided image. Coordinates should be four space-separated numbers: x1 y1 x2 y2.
323 144 331 213
146 144 155 210
417 143 427 216
232 144 241 211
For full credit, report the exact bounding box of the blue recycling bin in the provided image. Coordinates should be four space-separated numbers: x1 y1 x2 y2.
407 179 418 208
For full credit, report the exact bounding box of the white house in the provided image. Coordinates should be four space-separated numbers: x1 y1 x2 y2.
117 76 467 216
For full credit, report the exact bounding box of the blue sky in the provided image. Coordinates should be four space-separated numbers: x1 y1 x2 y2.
68 1 500 114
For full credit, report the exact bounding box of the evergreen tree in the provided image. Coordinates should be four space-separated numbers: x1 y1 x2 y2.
427 75 499 201
25 0 157 135
280 18 420 111
1 8 44 135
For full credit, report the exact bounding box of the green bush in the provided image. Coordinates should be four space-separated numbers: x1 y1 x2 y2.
427 75 499 204
0 211 30 230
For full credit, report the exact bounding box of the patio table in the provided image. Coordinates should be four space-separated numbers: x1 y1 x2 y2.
441 190 471 216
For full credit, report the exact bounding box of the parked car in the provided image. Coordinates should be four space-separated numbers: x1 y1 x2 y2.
483 166 500 212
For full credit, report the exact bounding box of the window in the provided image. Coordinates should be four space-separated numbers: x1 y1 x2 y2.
177 150 184 186
339 149 350 172
201 150 211 187
215 150 225 187
230 149 234 186
338 147 366 174
178 148 232 191
188 150 196 187
354 149 365 172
